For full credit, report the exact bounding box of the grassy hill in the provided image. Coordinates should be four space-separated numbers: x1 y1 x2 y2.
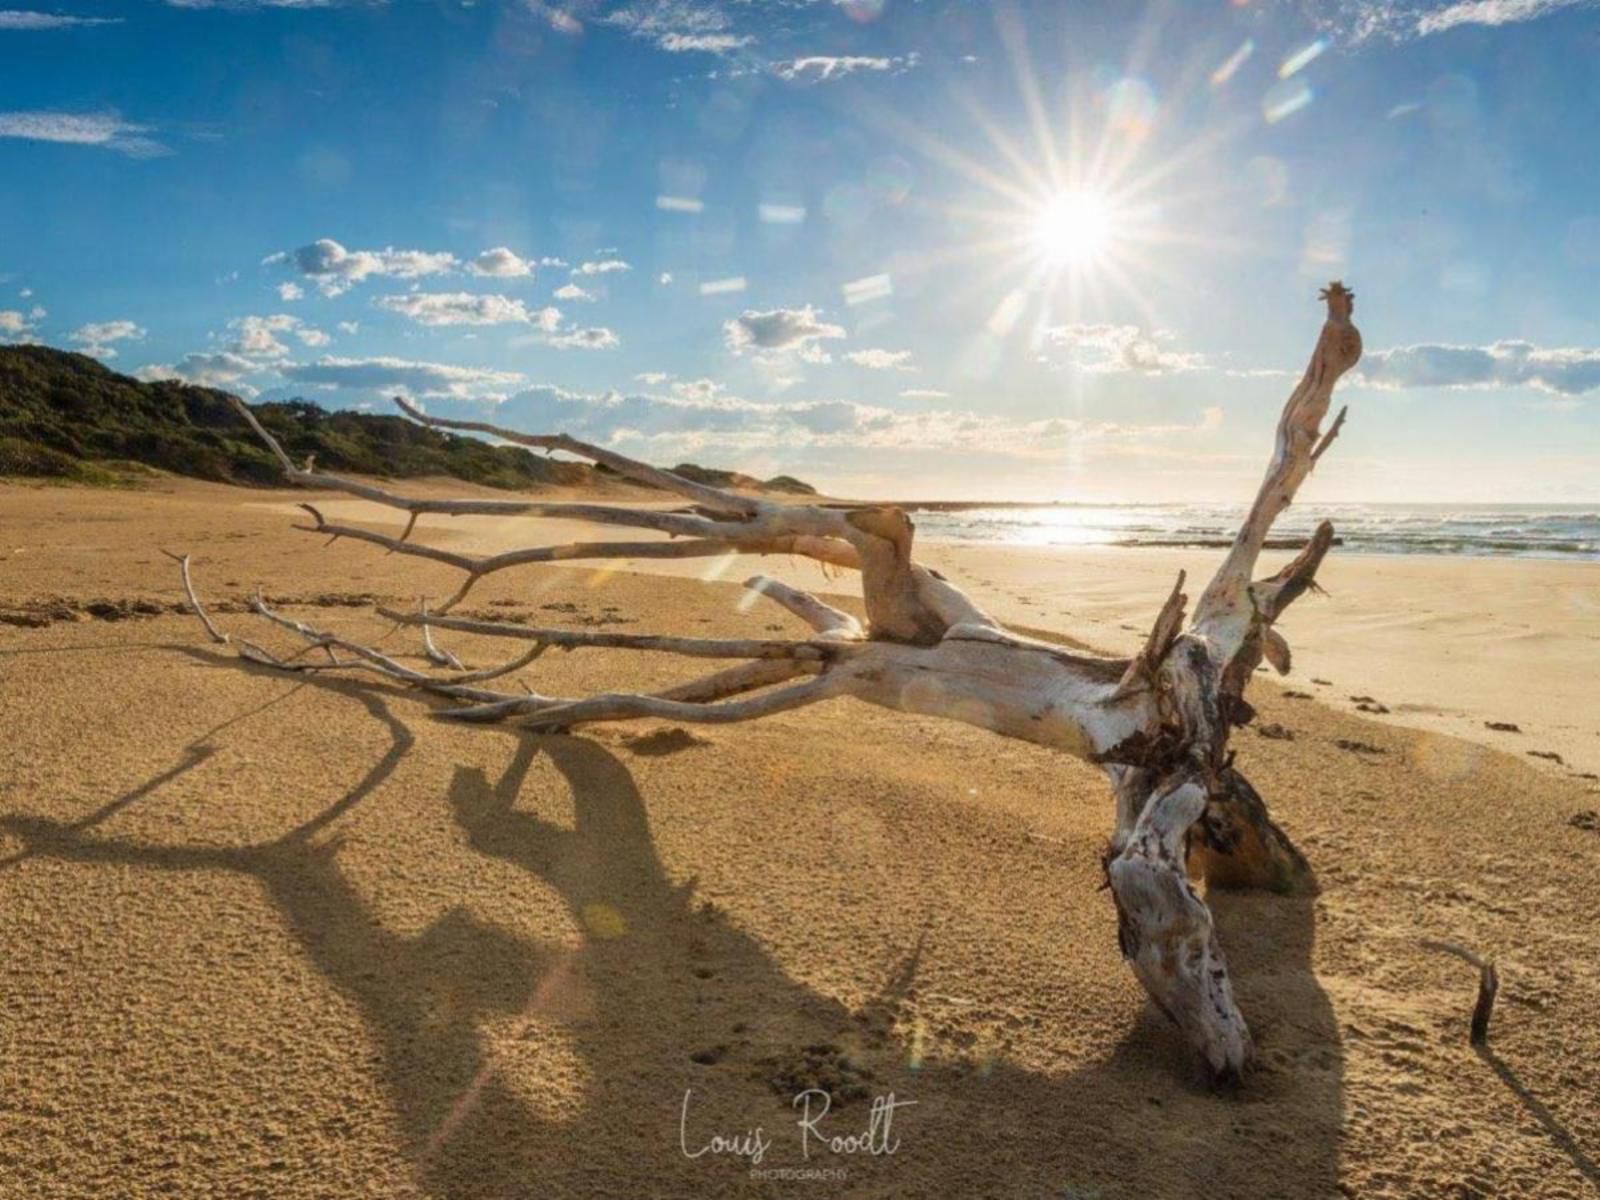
0 345 814 495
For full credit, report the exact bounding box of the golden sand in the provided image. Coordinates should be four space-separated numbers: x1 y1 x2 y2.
2 478 1597 1198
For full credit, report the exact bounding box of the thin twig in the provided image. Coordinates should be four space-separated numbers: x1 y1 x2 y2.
159 550 229 644
418 600 465 670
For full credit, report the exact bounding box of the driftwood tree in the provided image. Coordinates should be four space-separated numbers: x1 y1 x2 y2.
181 283 1362 1081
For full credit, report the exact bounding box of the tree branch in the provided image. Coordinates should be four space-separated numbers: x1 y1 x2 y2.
742 575 864 639
1193 282 1361 652
159 550 229 644
375 605 847 662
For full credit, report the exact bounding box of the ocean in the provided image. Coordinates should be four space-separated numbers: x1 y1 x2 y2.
907 503 1600 561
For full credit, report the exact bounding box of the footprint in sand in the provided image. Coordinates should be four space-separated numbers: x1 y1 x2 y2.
1335 738 1387 755
1484 721 1521 733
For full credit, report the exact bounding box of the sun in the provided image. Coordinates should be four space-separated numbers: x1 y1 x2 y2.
1030 190 1113 269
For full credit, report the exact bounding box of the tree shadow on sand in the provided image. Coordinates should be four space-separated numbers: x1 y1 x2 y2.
2 667 1343 1199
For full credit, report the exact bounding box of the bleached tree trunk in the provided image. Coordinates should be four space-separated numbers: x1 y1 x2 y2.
181 284 1362 1081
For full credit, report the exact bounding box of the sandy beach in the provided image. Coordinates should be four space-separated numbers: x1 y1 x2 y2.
2 477 1598 1198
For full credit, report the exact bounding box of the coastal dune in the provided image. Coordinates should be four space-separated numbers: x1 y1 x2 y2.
1 478 1598 1198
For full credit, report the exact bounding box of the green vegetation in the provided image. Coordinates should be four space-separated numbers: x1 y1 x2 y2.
669 462 816 496
0 345 814 494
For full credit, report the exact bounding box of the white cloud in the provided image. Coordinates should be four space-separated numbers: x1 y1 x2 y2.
553 283 596 302
336 320 359 335
227 313 329 357
135 351 262 393
845 348 914 371
376 291 561 329
572 258 631 277
671 378 722 401
634 371 670 385
0 308 40 341
658 272 673 285
723 306 846 361
70 319 145 359
1313 0 1590 42
0 110 167 156
277 281 304 302
601 1 752 55
1416 0 1586 32
468 246 535 278
771 54 917 83
547 326 620 351
523 2 582 34
279 355 523 397
658 31 751 51
0 10 122 28
476 380 1228 462
265 237 458 296
899 388 949 400
1355 339 1600 395
230 313 295 357
1045 324 1207 374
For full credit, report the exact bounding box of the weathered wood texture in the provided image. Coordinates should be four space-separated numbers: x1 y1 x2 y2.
180 285 1362 1080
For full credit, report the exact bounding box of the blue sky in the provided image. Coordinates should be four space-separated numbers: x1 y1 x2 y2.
2 0 1599 500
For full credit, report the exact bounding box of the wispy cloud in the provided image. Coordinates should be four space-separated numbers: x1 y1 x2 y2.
845 348 914 371
600 1 751 55
571 258 631 277
1314 0 1592 42
1045 324 1207 375
658 31 751 52
547 326 620 350
461 380 1227 463
1416 0 1589 33
771 53 918 83
553 283 595 302
70 319 145 359
136 351 264 394
279 355 523 397
0 110 168 156
1356 339 1600 395
376 291 561 329
0 10 122 29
